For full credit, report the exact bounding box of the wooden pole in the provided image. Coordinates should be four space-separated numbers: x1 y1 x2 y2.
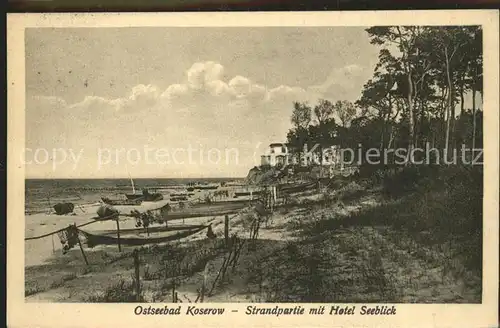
47 196 52 214
200 262 208 303
74 224 89 266
224 215 229 248
273 186 277 209
51 234 55 254
133 249 141 301
116 218 122 252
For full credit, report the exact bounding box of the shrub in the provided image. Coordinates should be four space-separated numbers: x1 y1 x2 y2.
85 279 141 303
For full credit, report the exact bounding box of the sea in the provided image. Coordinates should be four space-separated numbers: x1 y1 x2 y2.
25 178 242 214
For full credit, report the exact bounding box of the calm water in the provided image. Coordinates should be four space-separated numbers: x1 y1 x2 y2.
25 178 241 214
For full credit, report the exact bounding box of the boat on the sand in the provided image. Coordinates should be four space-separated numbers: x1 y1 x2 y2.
101 197 143 206
186 182 220 190
161 199 250 220
234 190 262 197
123 176 164 201
279 181 317 193
125 188 164 201
79 224 209 247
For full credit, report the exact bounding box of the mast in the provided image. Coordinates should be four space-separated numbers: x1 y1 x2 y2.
130 176 136 194
127 168 136 194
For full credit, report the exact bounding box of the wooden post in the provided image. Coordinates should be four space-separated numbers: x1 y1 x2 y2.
51 234 55 254
116 218 122 252
224 215 229 248
47 196 52 214
133 249 141 301
270 187 275 212
74 224 89 266
273 186 277 209
200 262 208 302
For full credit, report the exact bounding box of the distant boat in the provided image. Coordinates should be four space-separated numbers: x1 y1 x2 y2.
125 189 164 201
171 193 189 197
170 196 188 202
186 182 219 190
195 185 219 190
101 197 143 206
234 190 262 197
123 176 163 201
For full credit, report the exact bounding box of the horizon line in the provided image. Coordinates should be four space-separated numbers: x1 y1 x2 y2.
25 176 246 180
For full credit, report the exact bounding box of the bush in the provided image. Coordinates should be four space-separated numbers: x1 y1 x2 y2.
86 279 142 302
382 165 441 198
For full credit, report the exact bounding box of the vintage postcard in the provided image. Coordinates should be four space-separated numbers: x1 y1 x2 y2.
7 10 499 328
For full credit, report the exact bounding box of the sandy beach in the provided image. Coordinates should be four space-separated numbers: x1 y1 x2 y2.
25 199 221 267
24 177 483 303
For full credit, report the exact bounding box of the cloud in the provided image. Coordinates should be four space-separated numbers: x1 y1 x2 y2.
128 84 160 106
206 80 231 97
30 60 351 126
228 75 251 98
187 61 225 90
159 61 313 112
162 84 188 98
308 64 365 100
70 95 119 112
69 84 161 116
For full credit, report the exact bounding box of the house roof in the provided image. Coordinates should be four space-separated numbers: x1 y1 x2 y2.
269 143 286 147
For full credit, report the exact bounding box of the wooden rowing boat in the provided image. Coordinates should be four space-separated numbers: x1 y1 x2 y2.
162 200 250 220
125 191 164 201
279 182 317 193
101 197 143 206
234 190 262 197
79 224 208 247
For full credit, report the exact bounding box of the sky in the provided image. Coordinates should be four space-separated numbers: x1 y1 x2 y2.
25 27 382 179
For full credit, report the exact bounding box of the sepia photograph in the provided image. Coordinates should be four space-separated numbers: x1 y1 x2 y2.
7 10 499 328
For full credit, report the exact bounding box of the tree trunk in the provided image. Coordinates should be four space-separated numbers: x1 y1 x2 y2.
407 69 415 151
459 75 465 116
418 99 427 148
472 88 477 152
444 47 453 160
380 113 387 151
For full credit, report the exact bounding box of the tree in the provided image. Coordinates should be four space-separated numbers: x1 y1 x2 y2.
362 25 483 165
288 102 313 164
424 27 471 158
313 99 336 169
334 100 357 128
465 27 483 151
313 99 335 126
366 26 430 153
291 101 312 130
282 26 483 169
